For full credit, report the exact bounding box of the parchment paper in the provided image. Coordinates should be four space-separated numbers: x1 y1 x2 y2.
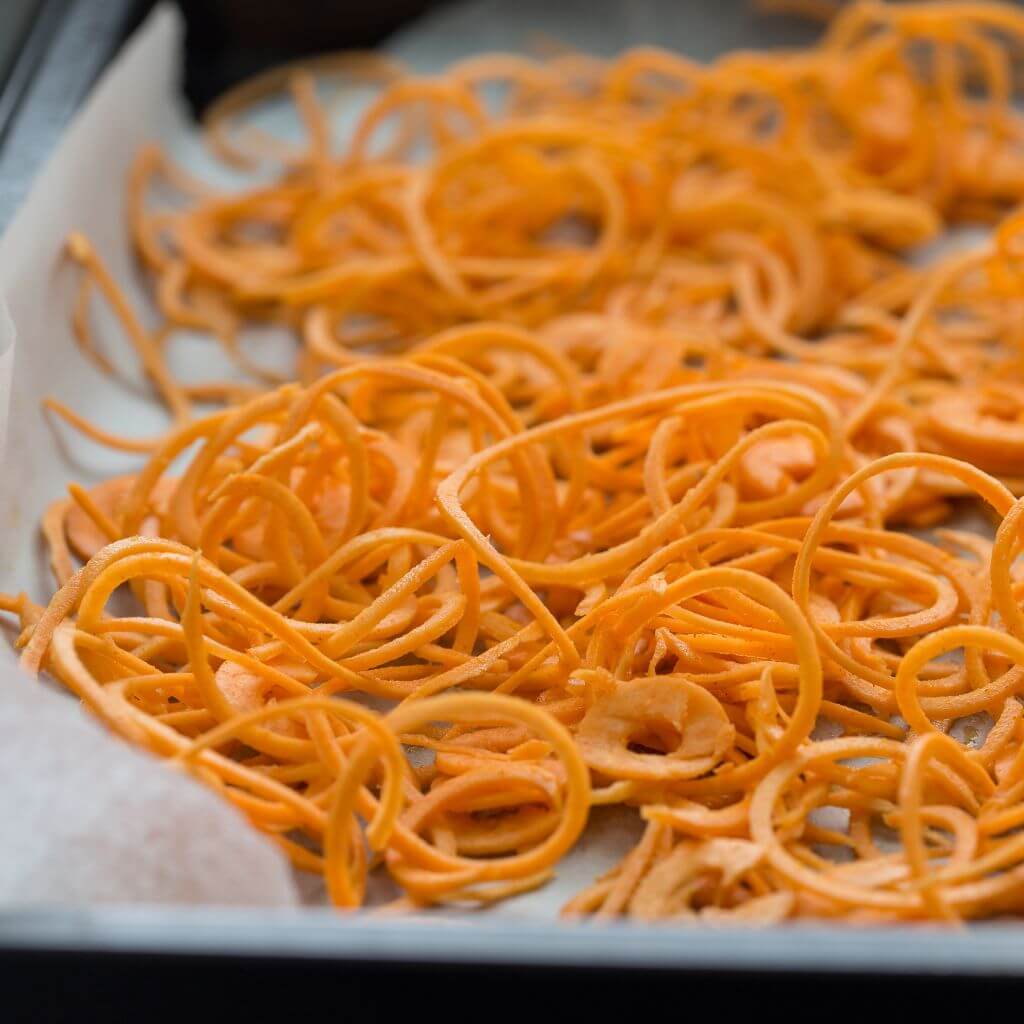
8 0 984 917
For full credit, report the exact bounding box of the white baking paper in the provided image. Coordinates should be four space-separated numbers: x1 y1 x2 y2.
0 5 190 598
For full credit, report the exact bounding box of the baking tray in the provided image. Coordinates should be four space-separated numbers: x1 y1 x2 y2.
0 0 140 228
2 0 1024 1003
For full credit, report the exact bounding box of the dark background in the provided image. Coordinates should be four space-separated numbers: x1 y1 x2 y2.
1 0 827 118
133 0 452 112
0 0 454 129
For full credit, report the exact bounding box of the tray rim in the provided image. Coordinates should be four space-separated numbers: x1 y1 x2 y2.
3 906 1024 975
0 0 136 228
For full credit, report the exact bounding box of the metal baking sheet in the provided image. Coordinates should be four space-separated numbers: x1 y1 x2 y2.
1 0 1023 975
